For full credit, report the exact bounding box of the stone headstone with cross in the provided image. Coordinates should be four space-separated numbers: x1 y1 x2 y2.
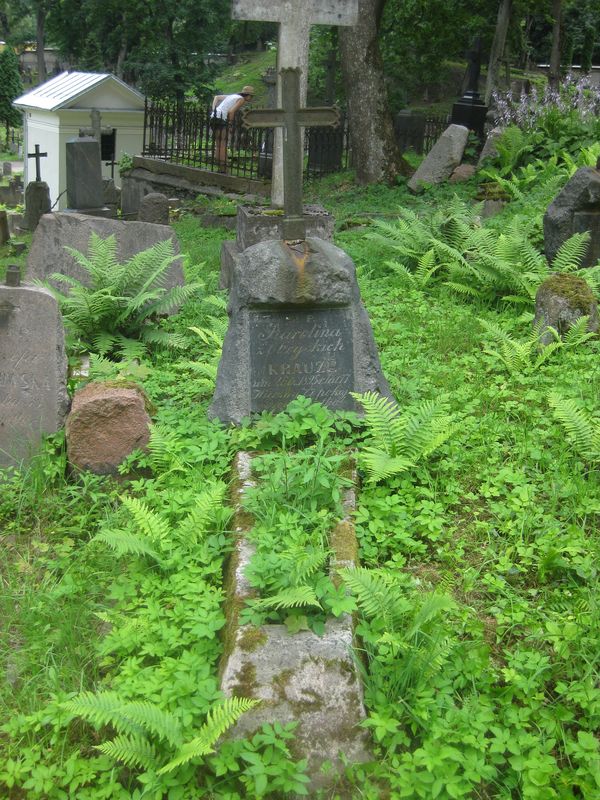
232 0 358 207
219 68 337 288
0 268 69 470
22 144 51 231
209 67 390 423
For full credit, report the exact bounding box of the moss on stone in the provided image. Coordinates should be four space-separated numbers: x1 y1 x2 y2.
541 273 596 313
231 661 257 698
330 520 358 565
239 625 268 653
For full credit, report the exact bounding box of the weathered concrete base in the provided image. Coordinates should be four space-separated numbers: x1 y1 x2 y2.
221 453 371 791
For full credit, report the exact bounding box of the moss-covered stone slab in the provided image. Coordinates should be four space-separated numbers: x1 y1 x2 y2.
220 452 371 791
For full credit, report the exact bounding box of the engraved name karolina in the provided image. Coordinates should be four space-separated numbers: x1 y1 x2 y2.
249 308 354 410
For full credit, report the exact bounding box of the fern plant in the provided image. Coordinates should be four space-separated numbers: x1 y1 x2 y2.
351 392 455 483
64 691 257 780
548 392 600 463
48 233 201 358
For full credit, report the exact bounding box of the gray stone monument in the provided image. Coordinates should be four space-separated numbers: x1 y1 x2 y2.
0 268 69 470
27 212 185 299
544 164 600 268
231 0 358 207
22 182 51 231
3 161 12 177
66 136 110 216
209 238 391 423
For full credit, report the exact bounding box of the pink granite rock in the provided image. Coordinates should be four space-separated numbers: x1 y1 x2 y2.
66 382 151 474
449 164 477 183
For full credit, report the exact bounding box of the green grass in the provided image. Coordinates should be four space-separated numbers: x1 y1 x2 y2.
1 149 599 798
213 48 276 106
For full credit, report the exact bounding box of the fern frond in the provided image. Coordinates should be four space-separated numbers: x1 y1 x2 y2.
96 734 157 769
562 316 596 348
548 392 600 459
146 424 185 474
252 586 322 611
175 483 228 544
351 392 406 456
158 698 259 775
120 495 170 543
91 529 161 560
359 449 415 482
552 232 591 273
338 567 410 630
91 331 118 357
117 701 182 746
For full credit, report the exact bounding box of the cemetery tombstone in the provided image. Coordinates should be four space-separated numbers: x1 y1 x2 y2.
66 136 110 216
22 145 51 231
138 192 170 225
3 162 12 177
450 35 488 138
544 163 600 268
0 267 69 470
0 210 9 244
231 0 358 207
408 124 469 193
210 69 390 422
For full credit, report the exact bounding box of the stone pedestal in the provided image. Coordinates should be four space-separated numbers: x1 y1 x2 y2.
209 237 391 423
138 192 170 224
22 181 51 231
450 96 488 138
220 204 335 290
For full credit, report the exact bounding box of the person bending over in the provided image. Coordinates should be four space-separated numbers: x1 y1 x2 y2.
211 85 255 172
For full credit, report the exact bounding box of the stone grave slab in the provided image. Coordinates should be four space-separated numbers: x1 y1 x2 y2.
66 137 110 216
22 182 50 231
209 237 391 423
0 283 69 469
27 212 185 301
221 452 371 791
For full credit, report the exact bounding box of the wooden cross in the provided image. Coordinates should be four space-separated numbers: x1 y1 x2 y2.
27 144 48 182
232 0 357 206
242 67 340 240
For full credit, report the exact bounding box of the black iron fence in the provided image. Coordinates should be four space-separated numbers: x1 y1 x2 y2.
142 99 350 180
142 100 449 180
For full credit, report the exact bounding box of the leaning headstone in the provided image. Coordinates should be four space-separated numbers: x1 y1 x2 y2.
3 162 12 176
27 213 185 299
22 181 51 231
534 273 599 346
0 210 9 244
544 164 600 268
408 124 469 193
0 270 69 470
138 192 170 225
478 126 505 166
66 136 110 216
209 237 391 423
7 212 24 236
66 382 151 475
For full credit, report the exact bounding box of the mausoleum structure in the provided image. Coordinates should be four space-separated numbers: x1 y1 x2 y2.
13 71 145 210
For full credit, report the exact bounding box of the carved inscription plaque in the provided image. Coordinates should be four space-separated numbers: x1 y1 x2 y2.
0 286 68 469
249 307 354 412
573 211 600 268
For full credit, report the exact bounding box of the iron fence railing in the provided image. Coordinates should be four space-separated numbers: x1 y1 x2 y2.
142 99 351 180
142 100 449 180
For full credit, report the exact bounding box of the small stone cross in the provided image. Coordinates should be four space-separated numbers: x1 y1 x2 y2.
79 108 113 141
242 68 340 240
27 144 48 182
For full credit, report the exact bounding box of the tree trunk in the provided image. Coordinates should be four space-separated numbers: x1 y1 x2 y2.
36 3 47 83
115 35 128 79
485 0 512 105
339 0 401 185
548 0 562 90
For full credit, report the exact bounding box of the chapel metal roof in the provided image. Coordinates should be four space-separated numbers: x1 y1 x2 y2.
13 71 144 111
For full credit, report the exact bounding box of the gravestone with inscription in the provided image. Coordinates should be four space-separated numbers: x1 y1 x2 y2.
66 136 110 216
0 270 69 470
209 237 391 423
544 164 600 268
